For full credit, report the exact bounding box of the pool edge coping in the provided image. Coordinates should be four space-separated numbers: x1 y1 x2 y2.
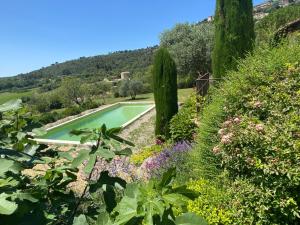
33 101 155 146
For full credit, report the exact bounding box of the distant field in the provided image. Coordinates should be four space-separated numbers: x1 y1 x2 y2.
0 90 34 104
0 88 194 109
105 88 195 104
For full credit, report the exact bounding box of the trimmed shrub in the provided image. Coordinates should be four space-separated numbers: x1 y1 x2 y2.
170 94 198 142
63 106 82 117
81 100 99 110
39 112 62 124
153 48 178 138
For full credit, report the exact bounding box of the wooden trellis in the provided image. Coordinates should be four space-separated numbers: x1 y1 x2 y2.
196 73 210 97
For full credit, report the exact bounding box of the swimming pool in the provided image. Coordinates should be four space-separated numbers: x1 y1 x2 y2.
36 102 154 144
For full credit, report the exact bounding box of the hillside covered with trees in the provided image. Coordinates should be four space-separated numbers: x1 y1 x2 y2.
1 0 300 224
0 46 157 92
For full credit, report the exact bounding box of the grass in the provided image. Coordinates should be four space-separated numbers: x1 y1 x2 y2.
0 89 35 104
104 88 194 104
0 88 194 106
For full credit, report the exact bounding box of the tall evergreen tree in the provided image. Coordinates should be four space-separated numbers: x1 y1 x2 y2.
153 48 178 138
212 0 255 78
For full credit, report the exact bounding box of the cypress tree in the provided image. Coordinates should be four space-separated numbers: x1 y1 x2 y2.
212 0 255 79
153 48 178 138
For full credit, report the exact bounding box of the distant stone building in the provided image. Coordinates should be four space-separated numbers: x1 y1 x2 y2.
253 1 272 13
207 16 214 22
121 72 130 80
280 0 294 7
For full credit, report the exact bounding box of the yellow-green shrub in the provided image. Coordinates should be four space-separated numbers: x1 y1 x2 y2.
187 179 233 225
130 145 163 165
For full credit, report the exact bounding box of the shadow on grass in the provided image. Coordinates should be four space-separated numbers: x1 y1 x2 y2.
123 97 151 101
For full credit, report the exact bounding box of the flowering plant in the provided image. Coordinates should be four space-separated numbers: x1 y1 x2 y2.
141 141 192 179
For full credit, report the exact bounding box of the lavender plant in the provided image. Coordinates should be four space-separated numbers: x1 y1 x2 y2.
141 141 192 179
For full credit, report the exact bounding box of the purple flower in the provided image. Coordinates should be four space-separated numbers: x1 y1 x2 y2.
140 141 192 179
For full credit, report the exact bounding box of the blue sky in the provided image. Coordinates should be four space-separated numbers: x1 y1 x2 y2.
0 0 265 77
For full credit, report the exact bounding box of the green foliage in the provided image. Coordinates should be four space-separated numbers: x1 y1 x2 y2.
160 21 214 80
212 0 255 78
153 48 178 138
0 100 132 224
131 66 153 92
130 145 163 165
0 100 42 151
0 100 206 225
97 168 205 225
188 41 300 224
255 4 300 45
63 106 82 117
0 90 34 105
0 47 157 92
39 112 63 124
119 79 144 100
187 179 234 225
59 78 86 106
170 94 198 142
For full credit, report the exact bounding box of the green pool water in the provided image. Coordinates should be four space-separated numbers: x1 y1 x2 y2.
40 103 153 141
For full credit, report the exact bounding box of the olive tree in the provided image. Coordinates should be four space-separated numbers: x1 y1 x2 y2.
118 80 143 100
160 21 214 80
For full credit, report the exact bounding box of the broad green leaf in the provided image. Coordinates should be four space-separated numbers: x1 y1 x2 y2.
159 168 176 188
11 191 38 203
96 148 115 161
154 208 176 225
57 170 78 189
24 144 39 156
162 193 189 207
0 193 18 215
0 159 21 176
96 212 113 225
110 134 135 147
115 148 132 157
80 133 95 144
72 149 90 168
70 129 93 136
0 177 19 188
0 159 14 176
0 99 22 112
172 185 199 200
16 132 26 141
0 119 12 129
124 183 140 198
144 198 165 225
32 128 47 136
175 213 208 225
84 153 97 174
107 127 122 135
58 151 73 161
114 196 138 225
73 214 89 225
13 141 26 152
101 124 107 135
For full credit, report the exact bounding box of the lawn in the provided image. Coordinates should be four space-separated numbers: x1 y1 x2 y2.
0 89 35 104
105 88 194 104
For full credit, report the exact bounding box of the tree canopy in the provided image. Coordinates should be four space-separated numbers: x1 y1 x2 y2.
160 21 214 79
